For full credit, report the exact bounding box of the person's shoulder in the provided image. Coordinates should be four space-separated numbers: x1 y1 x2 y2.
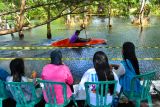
21 76 28 82
43 64 53 69
120 60 125 63
126 59 132 64
121 59 133 68
119 62 125 67
86 68 96 74
61 64 70 71
62 64 68 67
121 60 128 66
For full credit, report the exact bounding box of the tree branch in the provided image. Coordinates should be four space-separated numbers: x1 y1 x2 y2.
0 1 59 16
0 2 90 35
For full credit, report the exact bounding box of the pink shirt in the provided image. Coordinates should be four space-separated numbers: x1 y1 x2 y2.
41 64 73 104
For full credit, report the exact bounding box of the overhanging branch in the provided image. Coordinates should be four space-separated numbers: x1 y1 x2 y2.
0 11 86 35
0 1 59 16
0 2 91 35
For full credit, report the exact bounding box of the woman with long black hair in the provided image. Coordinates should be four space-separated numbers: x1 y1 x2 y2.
79 51 121 106
115 42 141 93
122 42 140 75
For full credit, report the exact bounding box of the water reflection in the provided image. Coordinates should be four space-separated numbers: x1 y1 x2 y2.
0 16 160 82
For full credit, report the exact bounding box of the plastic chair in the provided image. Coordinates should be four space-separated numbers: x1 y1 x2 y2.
5 82 42 107
38 80 78 107
123 71 156 107
84 80 117 107
0 80 8 107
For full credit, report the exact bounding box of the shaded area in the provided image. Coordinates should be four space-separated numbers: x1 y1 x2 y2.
3 94 160 107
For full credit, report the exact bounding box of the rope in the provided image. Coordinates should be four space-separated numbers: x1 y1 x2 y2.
0 58 159 61
0 46 159 50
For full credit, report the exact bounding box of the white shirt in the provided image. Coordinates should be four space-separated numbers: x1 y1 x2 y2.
6 76 28 82
79 68 121 105
6 76 42 102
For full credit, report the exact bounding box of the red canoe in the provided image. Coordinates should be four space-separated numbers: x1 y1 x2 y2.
51 38 107 47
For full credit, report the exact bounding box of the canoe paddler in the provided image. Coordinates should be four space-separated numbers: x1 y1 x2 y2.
69 25 90 43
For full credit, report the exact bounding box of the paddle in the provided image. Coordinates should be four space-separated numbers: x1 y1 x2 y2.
80 24 88 39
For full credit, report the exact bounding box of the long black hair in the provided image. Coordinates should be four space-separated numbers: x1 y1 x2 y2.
93 51 114 95
122 42 140 75
10 58 25 82
50 49 63 65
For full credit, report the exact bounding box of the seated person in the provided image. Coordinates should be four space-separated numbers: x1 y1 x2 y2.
69 28 90 43
79 51 121 106
41 49 74 105
111 42 141 93
6 58 42 102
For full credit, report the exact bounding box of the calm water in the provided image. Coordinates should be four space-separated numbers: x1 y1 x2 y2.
0 16 160 82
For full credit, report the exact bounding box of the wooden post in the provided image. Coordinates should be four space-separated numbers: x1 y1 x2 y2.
139 0 146 27
47 0 52 39
108 0 112 28
18 0 26 39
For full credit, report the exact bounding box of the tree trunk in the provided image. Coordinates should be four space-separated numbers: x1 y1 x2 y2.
18 0 26 39
9 24 14 37
108 0 112 28
19 31 24 40
139 0 146 27
47 1 52 39
66 9 71 24
47 23 51 39
127 0 131 15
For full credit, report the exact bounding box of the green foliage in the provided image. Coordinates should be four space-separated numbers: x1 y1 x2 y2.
0 2 6 11
27 8 47 21
149 0 160 15
1 0 160 27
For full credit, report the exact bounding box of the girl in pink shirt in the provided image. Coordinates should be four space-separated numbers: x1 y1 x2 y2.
41 50 73 104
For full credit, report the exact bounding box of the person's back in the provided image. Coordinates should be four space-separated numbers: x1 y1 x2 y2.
6 58 41 102
79 51 121 106
117 42 141 93
119 59 141 93
41 50 73 104
79 68 120 105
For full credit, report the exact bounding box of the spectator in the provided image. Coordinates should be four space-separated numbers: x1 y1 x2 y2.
41 49 74 104
6 58 41 102
113 42 141 93
79 51 121 106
